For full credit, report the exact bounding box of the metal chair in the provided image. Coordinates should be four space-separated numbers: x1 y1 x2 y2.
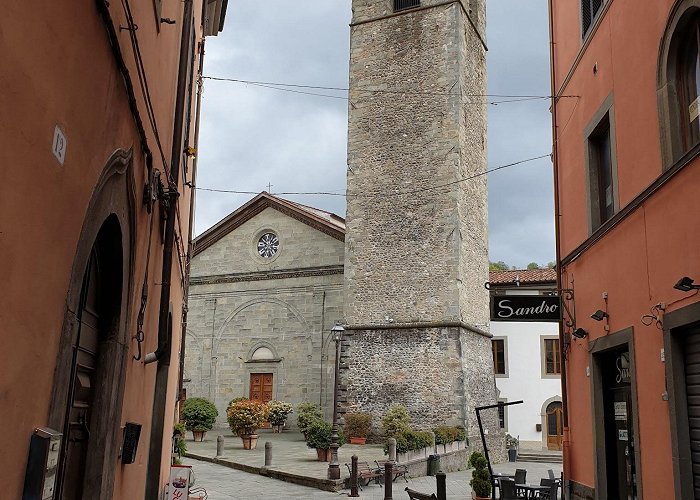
514 469 527 485
499 478 525 500
537 478 558 499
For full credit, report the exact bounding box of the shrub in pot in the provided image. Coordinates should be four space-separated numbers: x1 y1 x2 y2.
296 402 324 438
267 400 294 432
182 398 218 442
434 425 466 445
344 412 372 444
227 399 270 450
468 451 491 500
381 404 411 438
306 420 346 461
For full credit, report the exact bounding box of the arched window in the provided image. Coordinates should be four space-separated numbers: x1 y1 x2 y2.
677 15 700 150
251 346 275 360
658 2 700 166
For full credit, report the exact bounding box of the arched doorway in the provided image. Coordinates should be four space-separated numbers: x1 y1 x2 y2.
58 217 123 498
46 149 135 499
546 401 563 451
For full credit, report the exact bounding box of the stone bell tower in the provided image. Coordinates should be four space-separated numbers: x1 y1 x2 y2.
342 0 501 448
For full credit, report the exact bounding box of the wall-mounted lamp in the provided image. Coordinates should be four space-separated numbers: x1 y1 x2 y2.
590 310 608 321
572 328 588 339
673 276 700 292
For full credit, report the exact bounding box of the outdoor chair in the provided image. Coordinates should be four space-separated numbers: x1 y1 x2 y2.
499 478 526 500
405 487 437 500
345 461 383 490
514 468 527 485
375 460 410 482
536 478 558 499
491 472 515 499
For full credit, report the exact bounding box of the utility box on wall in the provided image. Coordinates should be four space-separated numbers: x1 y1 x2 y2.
22 427 62 500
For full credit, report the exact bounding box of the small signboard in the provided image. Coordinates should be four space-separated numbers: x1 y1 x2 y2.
490 295 562 322
166 465 192 500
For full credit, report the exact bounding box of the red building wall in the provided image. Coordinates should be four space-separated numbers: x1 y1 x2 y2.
0 0 221 497
551 0 700 498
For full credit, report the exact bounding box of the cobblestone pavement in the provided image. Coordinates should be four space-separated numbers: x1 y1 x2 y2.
183 454 563 500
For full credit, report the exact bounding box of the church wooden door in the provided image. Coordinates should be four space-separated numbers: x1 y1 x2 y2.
250 373 273 428
249 373 273 403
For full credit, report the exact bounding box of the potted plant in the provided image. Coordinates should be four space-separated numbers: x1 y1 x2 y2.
267 400 294 432
505 433 518 462
172 423 187 465
306 420 346 461
344 412 372 445
468 451 492 500
182 397 218 442
296 402 324 439
227 399 269 450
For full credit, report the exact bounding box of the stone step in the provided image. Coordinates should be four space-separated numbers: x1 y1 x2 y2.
517 451 563 464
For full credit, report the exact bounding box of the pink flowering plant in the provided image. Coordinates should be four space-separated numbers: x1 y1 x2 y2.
227 399 270 436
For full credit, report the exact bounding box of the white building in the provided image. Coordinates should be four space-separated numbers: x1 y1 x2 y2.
489 269 563 452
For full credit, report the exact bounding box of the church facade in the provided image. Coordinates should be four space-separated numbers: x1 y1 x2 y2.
184 193 345 426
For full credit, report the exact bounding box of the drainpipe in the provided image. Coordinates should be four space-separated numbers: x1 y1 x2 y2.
548 0 571 495
178 33 206 408
145 0 193 497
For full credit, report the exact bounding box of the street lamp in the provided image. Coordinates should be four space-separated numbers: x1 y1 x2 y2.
328 322 344 480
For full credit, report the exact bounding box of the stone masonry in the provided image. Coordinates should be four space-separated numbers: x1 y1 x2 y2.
343 0 502 453
185 200 345 427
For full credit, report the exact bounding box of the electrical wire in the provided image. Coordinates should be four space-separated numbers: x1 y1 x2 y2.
203 76 579 100
120 0 171 176
195 153 551 199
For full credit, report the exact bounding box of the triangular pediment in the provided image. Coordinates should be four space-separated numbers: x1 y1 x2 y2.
193 192 345 256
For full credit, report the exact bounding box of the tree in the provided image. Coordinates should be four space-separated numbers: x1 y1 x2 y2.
489 261 510 271
526 262 540 270
546 261 556 269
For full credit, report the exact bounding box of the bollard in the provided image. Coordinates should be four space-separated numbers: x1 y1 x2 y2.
349 454 360 497
388 437 397 462
216 435 224 458
265 441 272 466
436 471 446 500
383 461 393 500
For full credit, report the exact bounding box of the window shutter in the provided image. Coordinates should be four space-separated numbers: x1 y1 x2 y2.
582 0 592 36
394 0 420 12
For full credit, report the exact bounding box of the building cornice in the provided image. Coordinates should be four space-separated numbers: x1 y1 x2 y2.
344 321 491 338
190 265 344 285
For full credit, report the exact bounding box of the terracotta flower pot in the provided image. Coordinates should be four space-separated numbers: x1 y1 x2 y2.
349 437 366 445
316 448 331 461
241 434 259 450
192 430 206 442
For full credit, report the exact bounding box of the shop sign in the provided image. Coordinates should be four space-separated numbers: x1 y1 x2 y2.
490 295 562 322
616 352 631 384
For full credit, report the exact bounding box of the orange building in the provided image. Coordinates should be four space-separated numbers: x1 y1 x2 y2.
551 0 700 498
0 0 225 498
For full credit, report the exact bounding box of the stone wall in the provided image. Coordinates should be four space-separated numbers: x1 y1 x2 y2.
345 0 489 325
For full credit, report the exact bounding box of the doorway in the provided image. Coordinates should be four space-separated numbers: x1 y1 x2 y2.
591 330 640 500
249 373 273 403
546 402 563 450
56 216 124 498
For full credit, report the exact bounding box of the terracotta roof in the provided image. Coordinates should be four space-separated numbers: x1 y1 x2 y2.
489 268 557 285
193 192 345 256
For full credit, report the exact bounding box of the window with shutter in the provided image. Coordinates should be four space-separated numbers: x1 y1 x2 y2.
394 0 420 12
581 0 605 38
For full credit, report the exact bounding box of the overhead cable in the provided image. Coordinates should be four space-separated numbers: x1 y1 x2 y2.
195 153 551 198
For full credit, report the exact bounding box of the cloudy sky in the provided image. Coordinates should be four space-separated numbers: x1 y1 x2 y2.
195 0 554 269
